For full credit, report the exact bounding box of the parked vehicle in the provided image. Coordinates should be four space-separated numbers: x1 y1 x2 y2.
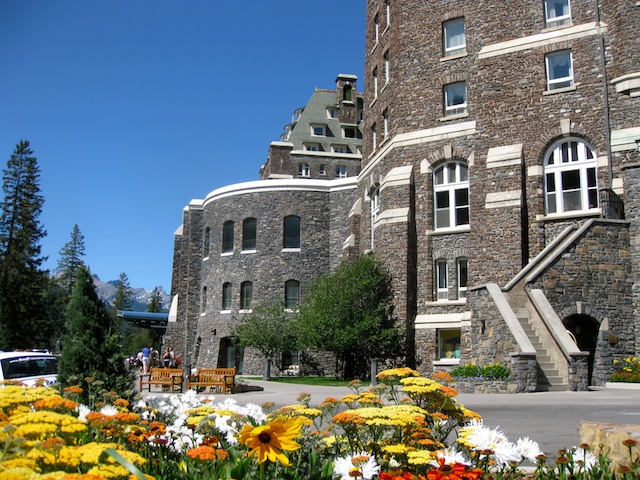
0 351 58 386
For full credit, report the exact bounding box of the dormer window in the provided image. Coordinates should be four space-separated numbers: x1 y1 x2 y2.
343 126 357 139
311 124 326 136
304 143 320 151
327 108 338 119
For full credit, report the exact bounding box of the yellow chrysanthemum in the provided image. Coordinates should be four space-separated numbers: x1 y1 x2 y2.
377 367 420 381
382 443 412 454
0 466 41 480
407 449 436 465
238 415 303 466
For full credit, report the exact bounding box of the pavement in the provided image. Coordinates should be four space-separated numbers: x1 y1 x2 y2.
144 378 640 457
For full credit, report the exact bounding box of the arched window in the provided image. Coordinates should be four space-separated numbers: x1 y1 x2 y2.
222 282 233 311
242 218 257 251
240 281 253 310
343 84 353 102
434 161 469 229
285 280 300 309
222 220 234 253
283 215 301 249
544 138 598 214
203 227 211 257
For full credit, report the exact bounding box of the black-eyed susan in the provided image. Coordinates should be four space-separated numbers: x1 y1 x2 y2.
238 415 303 466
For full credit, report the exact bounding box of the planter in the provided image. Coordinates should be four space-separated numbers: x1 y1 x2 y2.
454 380 520 394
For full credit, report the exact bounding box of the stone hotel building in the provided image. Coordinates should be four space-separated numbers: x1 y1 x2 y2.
167 0 640 391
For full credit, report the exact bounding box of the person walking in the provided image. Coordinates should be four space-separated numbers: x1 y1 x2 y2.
141 345 151 374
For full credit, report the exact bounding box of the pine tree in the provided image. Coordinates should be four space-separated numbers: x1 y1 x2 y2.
146 288 162 313
56 224 86 294
58 266 133 402
113 272 134 311
0 140 48 349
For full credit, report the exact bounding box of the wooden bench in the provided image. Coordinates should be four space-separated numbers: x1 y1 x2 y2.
139 367 184 393
187 368 236 394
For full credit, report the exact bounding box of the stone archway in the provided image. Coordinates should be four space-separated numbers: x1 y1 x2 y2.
563 314 599 385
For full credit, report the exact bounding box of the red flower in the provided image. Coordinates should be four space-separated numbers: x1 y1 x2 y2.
426 457 482 480
379 469 414 480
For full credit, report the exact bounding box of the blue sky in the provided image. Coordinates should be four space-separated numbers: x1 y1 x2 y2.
0 1 365 290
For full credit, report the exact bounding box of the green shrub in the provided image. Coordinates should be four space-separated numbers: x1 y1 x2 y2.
450 362 511 381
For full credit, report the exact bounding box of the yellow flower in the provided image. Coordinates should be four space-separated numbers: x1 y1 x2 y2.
238 415 303 466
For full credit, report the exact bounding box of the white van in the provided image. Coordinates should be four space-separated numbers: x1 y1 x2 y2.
0 351 58 386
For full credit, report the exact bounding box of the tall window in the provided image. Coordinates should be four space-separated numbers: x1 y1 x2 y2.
373 67 378 99
370 187 380 248
285 280 300 309
201 286 207 313
222 282 233 311
436 259 448 301
383 109 389 139
371 123 377 151
385 0 390 27
384 50 390 84
240 281 253 310
203 226 211 257
343 84 353 102
374 13 380 44
444 82 467 116
434 162 470 229
457 258 468 299
336 165 347 178
546 50 573 90
544 0 571 27
242 217 256 251
283 215 301 249
544 138 598 214
443 18 466 57
222 220 234 253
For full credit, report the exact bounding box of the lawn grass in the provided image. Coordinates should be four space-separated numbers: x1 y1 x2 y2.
244 376 369 387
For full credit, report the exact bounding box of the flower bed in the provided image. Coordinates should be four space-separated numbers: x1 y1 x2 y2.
610 356 640 383
0 368 638 479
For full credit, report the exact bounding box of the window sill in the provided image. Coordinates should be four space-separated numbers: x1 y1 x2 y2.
536 208 601 222
221 252 233 257
241 249 256 255
220 310 232 314
542 21 573 32
425 300 467 307
200 312 206 317
203 256 210 262
428 225 471 236
439 112 469 122
543 83 579 95
239 309 253 314
440 52 467 62
433 359 461 366
282 247 301 253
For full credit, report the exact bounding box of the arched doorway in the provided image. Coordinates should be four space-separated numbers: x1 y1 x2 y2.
563 314 599 385
218 337 244 374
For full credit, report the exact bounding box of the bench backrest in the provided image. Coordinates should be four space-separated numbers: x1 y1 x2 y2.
150 368 184 380
198 368 236 382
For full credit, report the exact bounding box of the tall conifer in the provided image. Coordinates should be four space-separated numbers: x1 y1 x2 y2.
56 224 86 294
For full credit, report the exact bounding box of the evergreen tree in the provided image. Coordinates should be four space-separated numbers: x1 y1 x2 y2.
58 266 133 403
113 272 134 311
56 224 86 294
146 288 162 313
0 140 48 349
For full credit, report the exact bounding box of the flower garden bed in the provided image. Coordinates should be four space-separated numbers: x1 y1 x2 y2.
0 367 638 479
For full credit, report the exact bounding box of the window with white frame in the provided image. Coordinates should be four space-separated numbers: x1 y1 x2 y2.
304 143 320 151
443 18 466 57
298 163 310 177
283 215 301 249
327 107 337 119
222 220 234 253
285 279 300 309
444 82 467 116
371 123 377 151
311 124 326 136
222 282 233 311
370 187 380 249
544 0 571 27
546 50 573 91
544 138 598 214
336 165 347 178
457 258 468 299
384 50 390 84
373 67 378 99
434 162 470 229
240 281 253 310
436 259 448 301
385 0 390 28
332 145 347 154
374 13 380 45
438 328 461 359
319 165 326 175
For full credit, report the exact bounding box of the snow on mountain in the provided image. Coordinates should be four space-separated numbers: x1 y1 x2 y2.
92 275 170 312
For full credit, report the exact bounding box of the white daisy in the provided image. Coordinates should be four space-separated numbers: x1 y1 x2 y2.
516 436 543 462
333 452 380 480
434 447 470 466
100 404 118 416
572 446 597 470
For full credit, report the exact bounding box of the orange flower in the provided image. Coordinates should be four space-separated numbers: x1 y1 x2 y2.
187 445 228 461
332 411 366 425
379 469 414 480
426 457 482 480
64 385 84 394
114 398 130 407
